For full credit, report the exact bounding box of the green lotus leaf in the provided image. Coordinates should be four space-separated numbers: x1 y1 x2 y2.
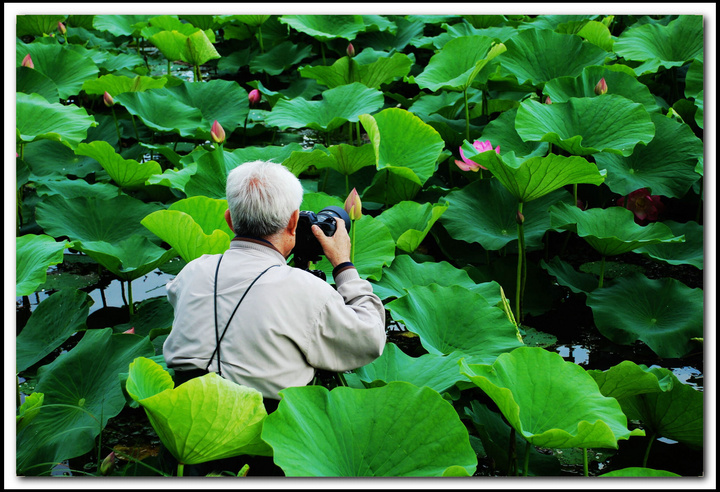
32 176 119 199
441 179 573 251
16 66 59 102
17 392 45 432
22 140 100 178
387 284 523 361
515 96 655 157
278 14 366 41
300 52 414 89
326 143 376 176
16 14 66 36
141 15 215 43
92 14 152 37
464 150 605 203
348 214 396 281
147 29 220 66
616 368 702 449
466 108 549 160
115 297 175 338
115 80 249 140
634 220 703 270
576 20 614 51
182 149 241 199
614 15 703 76
459 347 641 449
587 360 674 401
16 289 91 372
361 168 422 207
249 41 314 76
226 14 271 27
266 83 384 133
74 235 176 281
16 42 99 99
262 382 477 476
128 359 271 464
16 329 154 474
82 74 168 96
142 209 230 263
594 113 703 198
540 256 598 294
17 92 96 150
376 201 447 253
16 234 73 297
35 194 164 245
586 275 703 358
413 35 506 91
544 65 661 112
371 254 502 304
598 467 681 477
684 59 703 100
497 28 607 86
75 140 162 189
354 344 469 394
360 108 445 186
549 202 683 256
169 196 233 237
300 192 343 213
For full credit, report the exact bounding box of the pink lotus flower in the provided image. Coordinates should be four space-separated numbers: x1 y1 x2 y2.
210 120 225 144
594 77 608 95
456 140 500 172
344 187 362 220
21 54 34 69
103 91 114 107
617 188 665 225
346 43 355 58
248 89 261 107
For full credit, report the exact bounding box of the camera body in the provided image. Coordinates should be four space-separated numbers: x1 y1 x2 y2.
292 206 350 271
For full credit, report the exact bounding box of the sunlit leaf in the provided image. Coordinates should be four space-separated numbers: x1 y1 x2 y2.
376 201 447 253
279 15 366 41
75 140 162 189
16 234 73 297
17 92 96 150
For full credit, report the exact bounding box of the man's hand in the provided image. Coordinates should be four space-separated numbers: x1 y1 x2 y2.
312 218 352 267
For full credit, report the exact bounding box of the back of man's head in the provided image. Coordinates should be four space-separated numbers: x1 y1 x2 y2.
226 160 304 238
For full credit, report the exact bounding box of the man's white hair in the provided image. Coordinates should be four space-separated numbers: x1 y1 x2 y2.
225 160 304 237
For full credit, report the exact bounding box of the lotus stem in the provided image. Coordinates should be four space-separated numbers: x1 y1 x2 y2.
120 280 128 306
598 255 606 289
583 448 589 476
463 88 470 142
167 59 171 76
351 219 356 263
345 174 350 197
507 427 517 476
130 114 140 141
515 201 525 323
348 57 354 83
257 25 264 54
243 113 249 146
177 463 184 477
347 122 352 146
320 42 326 65
110 106 122 146
573 183 578 206
643 433 656 468
127 279 134 316
356 121 360 146
522 440 531 476
482 86 489 123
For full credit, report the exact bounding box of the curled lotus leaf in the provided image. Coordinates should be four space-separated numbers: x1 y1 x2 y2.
75 140 162 189
16 234 72 297
375 201 448 253
142 209 230 263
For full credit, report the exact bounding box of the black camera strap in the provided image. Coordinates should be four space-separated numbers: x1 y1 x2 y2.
207 254 280 376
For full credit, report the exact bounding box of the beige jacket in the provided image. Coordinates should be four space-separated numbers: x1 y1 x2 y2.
163 237 386 399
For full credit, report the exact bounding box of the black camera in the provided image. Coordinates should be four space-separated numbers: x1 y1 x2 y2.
292 206 351 272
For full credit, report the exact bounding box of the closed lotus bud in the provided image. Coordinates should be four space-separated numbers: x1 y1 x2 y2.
100 451 116 476
544 96 552 104
594 77 608 95
248 89 261 107
58 22 67 35
346 43 355 58
344 187 362 221
122 326 135 334
21 54 34 69
103 91 114 107
516 211 525 225
211 120 225 144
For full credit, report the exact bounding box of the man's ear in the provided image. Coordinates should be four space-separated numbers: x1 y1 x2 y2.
225 209 234 232
287 209 300 236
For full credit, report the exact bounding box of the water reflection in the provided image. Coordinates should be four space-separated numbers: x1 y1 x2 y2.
555 344 590 365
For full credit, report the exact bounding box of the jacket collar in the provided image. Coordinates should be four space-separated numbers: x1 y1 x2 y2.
230 236 286 262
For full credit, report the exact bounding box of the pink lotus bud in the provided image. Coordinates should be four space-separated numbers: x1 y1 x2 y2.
100 451 116 475
248 89 261 107
58 22 67 35
594 77 608 95
103 91 114 107
21 54 34 69
346 43 355 58
122 327 135 334
210 120 225 144
544 96 552 104
516 211 525 225
344 188 362 221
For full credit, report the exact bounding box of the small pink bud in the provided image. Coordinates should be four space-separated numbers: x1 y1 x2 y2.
344 188 362 221
346 43 355 58
103 91 114 107
544 96 552 104
21 54 34 69
58 22 67 35
211 120 225 144
100 451 116 475
516 211 525 225
594 77 608 95
248 89 261 107
122 327 135 334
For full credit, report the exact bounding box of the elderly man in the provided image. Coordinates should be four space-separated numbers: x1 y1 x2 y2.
162 160 386 412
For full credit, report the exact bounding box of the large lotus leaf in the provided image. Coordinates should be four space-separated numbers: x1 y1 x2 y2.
262 382 477 476
278 14 366 41
497 28 607 87
82 74 168 96
266 83 384 133
147 29 220 66
348 214 395 281
370 254 502 305
300 52 413 89
594 113 703 198
127 358 271 464
182 149 242 199
549 202 683 256
588 360 674 401
413 35 506 91
17 392 45 432
360 108 445 186
224 14 270 27
376 201 447 253
16 42 99 99
142 210 230 263
459 347 642 449
75 140 162 189
16 92 96 150
141 15 216 42
16 66 59 102
684 60 704 129
74 235 176 281
326 143 376 176
35 194 163 246
16 289 91 372
599 467 681 477
33 176 119 200
16 234 72 297
515 96 655 157
586 275 703 358
463 150 605 203
169 196 234 237
22 140 102 179
354 343 469 394
361 168 423 207
113 90 202 137
441 179 573 251
614 15 703 76
92 15 151 37
615 368 703 449
635 220 703 270
16 329 154 474
386 284 523 361
300 191 344 213
540 256 598 295
544 65 661 112
16 14 66 36
249 41 314 76
115 297 175 338
468 108 549 160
